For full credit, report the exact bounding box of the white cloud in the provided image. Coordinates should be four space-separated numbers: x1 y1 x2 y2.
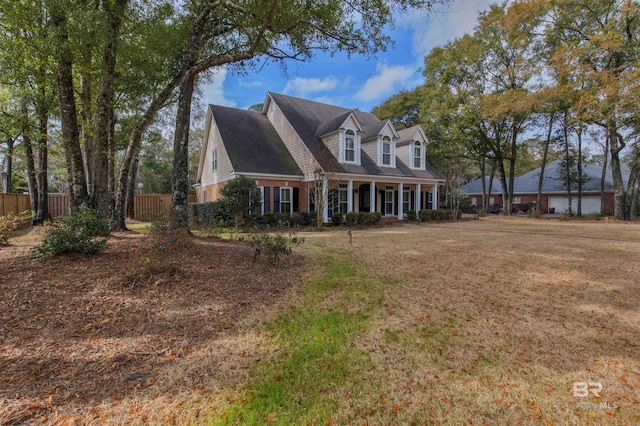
401 0 494 58
201 67 236 107
355 63 417 102
283 76 339 97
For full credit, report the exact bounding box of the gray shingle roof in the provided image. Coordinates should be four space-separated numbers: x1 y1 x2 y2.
268 92 444 180
460 159 628 195
210 105 302 176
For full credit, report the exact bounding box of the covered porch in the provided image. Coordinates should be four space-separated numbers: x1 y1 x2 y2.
308 176 441 222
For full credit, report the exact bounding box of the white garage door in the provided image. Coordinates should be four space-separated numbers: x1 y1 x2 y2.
548 196 601 214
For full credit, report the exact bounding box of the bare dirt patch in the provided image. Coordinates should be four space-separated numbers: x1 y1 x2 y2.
0 230 302 425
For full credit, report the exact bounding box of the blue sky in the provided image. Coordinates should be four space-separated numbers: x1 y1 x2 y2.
201 0 494 113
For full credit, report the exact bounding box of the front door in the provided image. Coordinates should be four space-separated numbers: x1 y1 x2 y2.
359 184 370 212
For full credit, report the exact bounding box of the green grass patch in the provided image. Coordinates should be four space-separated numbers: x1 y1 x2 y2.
127 222 151 234
211 250 385 425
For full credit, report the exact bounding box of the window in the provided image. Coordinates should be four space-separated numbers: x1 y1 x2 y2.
489 196 495 205
513 196 522 204
280 187 292 214
329 185 348 215
403 188 410 215
413 141 422 169
470 197 477 206
382 136 392 166
385 185 394 215
211 149 218 171
345 129 355 163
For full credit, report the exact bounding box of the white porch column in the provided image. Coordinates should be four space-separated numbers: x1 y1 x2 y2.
347 179 353 213
432 184 438 210
323 176 329 223
416 184 422 211
370 181 376 213
398 182 404 220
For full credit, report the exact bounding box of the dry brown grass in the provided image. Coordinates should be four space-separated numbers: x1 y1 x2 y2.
315 216 640 424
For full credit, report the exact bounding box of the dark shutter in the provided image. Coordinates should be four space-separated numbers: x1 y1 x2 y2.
273 187 280 213
379 190 384 214
394 191 398 215
264 187 270 213
410 191 415 211
293 187 299 213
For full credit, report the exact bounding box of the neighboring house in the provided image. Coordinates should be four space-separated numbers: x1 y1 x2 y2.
195 92 445 221
460 160 624 214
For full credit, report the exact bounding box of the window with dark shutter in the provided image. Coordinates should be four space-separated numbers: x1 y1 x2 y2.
264 187 271 213
273 186 280 213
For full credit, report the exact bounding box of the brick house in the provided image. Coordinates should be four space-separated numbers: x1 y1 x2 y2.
460 160 623 214
195 92 445 221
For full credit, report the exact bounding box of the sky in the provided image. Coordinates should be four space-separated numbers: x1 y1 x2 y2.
201 0 495 113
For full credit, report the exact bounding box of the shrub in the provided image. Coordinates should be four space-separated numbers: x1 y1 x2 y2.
33 208 109 257
527 209 542 219
407 209 418 221
289 212 306 227
191 199 235 227
0 211 31 245
300 212 315 226
263 212 277 226
251 231 305 262
477 208 487 218
418 209 431 222
274 212 292 226
331 212 343 226
345 212 358 227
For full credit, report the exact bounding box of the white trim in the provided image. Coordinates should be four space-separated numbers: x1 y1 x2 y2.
200 172 304 187
433 184 438 209
398 183 404 219
416 184 422 211
370 180 376 213
280 187 293 215
347 180 353 213
384 185 394 216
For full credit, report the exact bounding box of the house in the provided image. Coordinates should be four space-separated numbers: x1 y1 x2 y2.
460 160 623 214
195 92 445 221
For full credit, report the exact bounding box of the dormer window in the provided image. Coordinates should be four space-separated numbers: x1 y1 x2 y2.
382 136 392 166
413 141 422 169
345 129 355 163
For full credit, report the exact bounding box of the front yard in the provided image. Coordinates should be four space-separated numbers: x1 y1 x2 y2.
1 217 639 424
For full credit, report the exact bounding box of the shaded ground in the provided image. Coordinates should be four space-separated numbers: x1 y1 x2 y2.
0 230 301 425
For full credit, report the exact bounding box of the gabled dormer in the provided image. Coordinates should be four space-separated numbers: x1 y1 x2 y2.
361 120 399 168
397 125 428 170
315 111 363 165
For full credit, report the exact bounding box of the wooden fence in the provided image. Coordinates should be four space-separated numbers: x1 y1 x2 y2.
1 193 197 222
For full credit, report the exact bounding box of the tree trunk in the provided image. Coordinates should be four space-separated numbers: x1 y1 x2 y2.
90 0 128 218
601 133 609 214
126 155 138 219
537 113 554 212
112 73 184 230
608 127 627 220
50 2 88 210
108 105 116 218
576 127 583 216
36 101 49 224
498 160 508 214
171 70 196 231
563 113 572 215
23 134 39 221
479 157 486 209
506 124 518 215
2 137 14 194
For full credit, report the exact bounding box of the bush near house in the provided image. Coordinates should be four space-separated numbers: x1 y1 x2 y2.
418 209 454 222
